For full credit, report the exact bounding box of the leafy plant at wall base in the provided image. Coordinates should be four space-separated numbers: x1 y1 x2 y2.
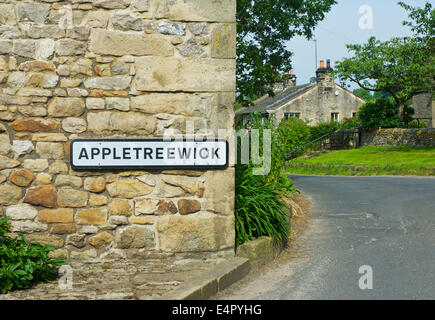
0 217 66 294
235 113 303 246
235 168 290 246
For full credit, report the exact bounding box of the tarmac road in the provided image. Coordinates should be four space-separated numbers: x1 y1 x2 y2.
217 175 435 300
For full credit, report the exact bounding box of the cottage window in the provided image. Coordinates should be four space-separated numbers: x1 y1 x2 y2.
284 113 301 119
331 112 340 122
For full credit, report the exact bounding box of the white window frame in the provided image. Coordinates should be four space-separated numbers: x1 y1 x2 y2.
331 112 340 122
284 112 301 120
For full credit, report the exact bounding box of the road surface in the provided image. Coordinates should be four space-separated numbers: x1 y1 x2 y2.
217 175 435 300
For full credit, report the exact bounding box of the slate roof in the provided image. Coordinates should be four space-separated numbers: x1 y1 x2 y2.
236 83 316 115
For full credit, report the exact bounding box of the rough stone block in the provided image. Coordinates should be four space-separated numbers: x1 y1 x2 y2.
87 111 156 135
107 179 153 199
6 204 38 220
205 168 235 215
157 215 234 252
134 57 236 92
89 232 113 248
115 225 155 249
36 142 64 159
58 189 88 208
89 29 173 57
211 23 236 59
135 199 177 215
9 169 35 187
23 185 57 208
50 223 77 235
11 118 60 132
55 39 86 56
155 0 236 22
17 2 50 24
62 117 87 133
76 209 107 225
48 97 85 118
23 159 49 172
38 208 74 223
108 199 133 217
131 93 212 117
26 235 64 248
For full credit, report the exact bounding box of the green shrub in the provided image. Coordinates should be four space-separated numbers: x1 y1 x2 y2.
340 117 361 130
235 113 300 245
276 118 312 155
310 120 341 138
357 97 414 130
0 217 66 294
407 120 427 128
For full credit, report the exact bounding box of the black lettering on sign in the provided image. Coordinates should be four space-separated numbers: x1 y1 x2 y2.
123 148 131 160
156 148 164 160
113 148 121 160
144 148 153 159
102 148 111 159
91 148 100 159
167 148 175 160
79 148 89 160
179 148 191 159
199 148 209 159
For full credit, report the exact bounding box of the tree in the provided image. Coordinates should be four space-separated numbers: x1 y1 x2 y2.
335 1 435 119
357 97 414 130
399 1 435 45
353 88 374 101
236 0 337 106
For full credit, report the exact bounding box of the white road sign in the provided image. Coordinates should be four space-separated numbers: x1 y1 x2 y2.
70 139 228 170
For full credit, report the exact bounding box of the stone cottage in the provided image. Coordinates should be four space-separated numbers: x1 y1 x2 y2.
237 60 365 126
412 93 434 128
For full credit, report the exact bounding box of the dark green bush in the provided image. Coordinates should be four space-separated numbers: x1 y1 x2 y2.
0 217 66 294
357 97 414 130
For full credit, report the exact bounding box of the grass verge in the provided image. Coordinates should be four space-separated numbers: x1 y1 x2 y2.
285 146 435 176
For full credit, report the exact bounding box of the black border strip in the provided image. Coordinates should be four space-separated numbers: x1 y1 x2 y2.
70 139 229 171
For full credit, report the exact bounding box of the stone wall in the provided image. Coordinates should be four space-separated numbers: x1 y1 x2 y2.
0 0 236 261
361 128 435 148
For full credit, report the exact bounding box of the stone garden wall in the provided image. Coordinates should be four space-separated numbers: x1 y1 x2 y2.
0 0 237 261
361 128 435 148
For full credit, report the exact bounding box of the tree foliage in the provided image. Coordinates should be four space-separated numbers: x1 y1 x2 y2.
236 0 337 106
353 88 374 101
357 97 414 130
335 1 435 118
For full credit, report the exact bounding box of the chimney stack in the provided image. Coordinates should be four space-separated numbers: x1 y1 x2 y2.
316 58 334 86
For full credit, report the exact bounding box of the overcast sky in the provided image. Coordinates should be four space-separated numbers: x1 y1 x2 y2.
286 0 429 87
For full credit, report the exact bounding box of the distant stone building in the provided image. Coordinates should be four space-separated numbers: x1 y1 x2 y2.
412 93 434 128
237 60 365 126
